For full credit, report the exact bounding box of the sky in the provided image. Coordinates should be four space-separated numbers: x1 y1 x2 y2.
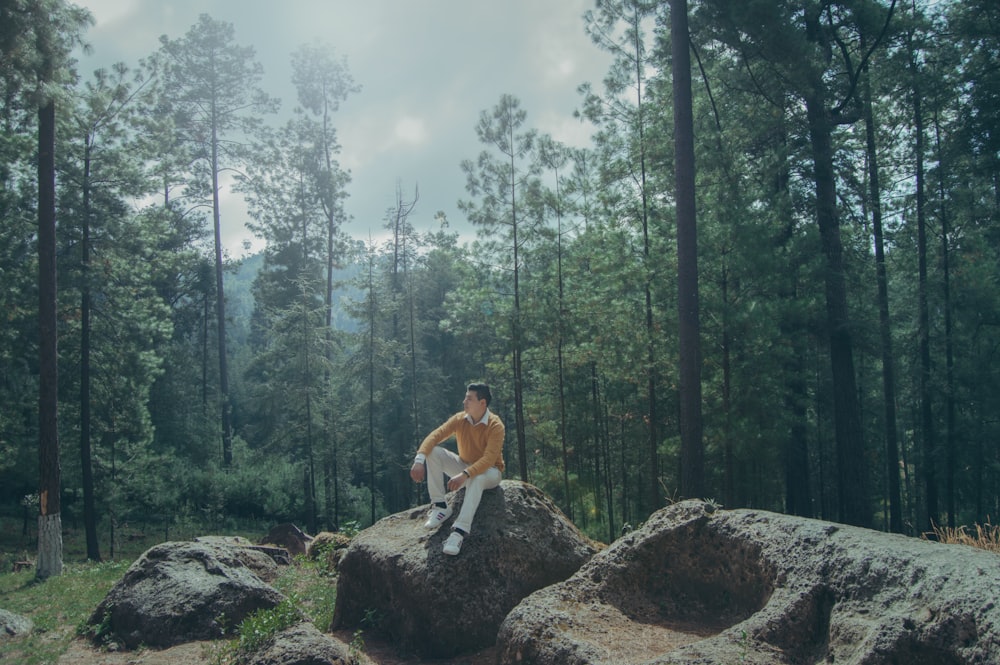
73 0 615 255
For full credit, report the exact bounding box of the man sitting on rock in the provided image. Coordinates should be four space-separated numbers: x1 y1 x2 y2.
410 383 505 555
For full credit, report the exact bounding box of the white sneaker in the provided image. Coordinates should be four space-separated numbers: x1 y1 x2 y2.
443 530 464 556
423 505 452 529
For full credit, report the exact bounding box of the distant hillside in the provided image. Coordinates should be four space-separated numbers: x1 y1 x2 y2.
226 253 363 338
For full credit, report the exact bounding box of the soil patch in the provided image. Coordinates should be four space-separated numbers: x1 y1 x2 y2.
59 633 498 665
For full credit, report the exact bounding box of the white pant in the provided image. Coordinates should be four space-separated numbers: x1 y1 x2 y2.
424 446 501 534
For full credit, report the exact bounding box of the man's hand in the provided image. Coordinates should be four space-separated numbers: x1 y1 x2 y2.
447 473 468 492
410 461 426 483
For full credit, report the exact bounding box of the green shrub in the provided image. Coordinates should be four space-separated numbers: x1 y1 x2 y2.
215 598 303 664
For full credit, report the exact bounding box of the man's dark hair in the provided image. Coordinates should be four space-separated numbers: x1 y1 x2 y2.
467 383 492 406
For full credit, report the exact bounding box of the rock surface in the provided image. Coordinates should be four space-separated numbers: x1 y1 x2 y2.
0 608 32 639
88 540 285 649
261 523 313 557
331 480 598 659
193 535 283 580
497 500 1000 664
246 622 376 665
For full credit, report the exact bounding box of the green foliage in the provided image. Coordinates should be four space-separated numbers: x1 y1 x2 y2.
227 599 303 661
184 444 305 523
2 1 1000 562
0 560 129 664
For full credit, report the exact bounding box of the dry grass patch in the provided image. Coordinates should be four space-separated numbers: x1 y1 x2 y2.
928 521 1000 553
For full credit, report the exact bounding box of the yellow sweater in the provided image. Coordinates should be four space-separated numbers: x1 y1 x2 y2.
417 411 505 478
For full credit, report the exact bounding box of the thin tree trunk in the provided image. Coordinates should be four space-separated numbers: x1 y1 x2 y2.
863 61 903 533
322 96 339 530
299 188 318 534
632 5 660 514
933 110 956 529
210 110 233 468
721 265 735 507
510 142 528 482
324 458 335 531
367 249 377 525
406 236 420 508
80 141 100 561
556 186 572 519
202 277 209 410
913 70 936 532
37 99 63 580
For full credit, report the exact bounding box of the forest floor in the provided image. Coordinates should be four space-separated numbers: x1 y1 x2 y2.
3 548 688 665
57 633 500 665
2 520 692 664
0 542 500 665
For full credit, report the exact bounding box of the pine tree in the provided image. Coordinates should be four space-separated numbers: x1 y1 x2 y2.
158 14 277 467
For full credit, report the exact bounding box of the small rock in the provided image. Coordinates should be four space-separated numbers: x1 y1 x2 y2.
0 609 32 640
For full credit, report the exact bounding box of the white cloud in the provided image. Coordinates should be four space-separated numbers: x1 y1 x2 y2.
394 115 427 147
73 0 614 247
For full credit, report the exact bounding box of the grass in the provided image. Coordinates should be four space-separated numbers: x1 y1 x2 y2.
0 559 131 664
929 520 1000 553
0 518 339 665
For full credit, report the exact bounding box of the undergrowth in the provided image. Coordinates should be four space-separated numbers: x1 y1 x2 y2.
0 548 338 665
210 554 339 665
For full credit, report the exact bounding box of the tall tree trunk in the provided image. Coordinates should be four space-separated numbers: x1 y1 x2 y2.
367 249 377 525
210 110 233 468
632 6 660 514
933 111 956 529
863 61 903 533
510 144 528 482
305 391 317 534
672 0 704 500
202 267 210 409
721 265 734 507
406 235 420 508
37 98 63 580
913 71 936 532
556 185 572 520
323 202 338 531
298 190 318 534
389 187 418 512
805 85 870 529
80 141 101 561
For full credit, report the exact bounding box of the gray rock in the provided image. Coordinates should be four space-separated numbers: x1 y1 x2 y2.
260 523 313 557
194 535 283 580
245 622 376 665
331 480 598 659
88 540 285 649
246 622 373 665
0 608 32 639
497 500 1000 664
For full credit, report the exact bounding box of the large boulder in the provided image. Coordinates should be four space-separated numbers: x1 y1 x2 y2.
245 622 376 665
498 500 1000 664
331 480 599 659
88 540 285 649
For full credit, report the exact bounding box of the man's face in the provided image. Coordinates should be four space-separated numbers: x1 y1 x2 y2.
463 390 487 421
